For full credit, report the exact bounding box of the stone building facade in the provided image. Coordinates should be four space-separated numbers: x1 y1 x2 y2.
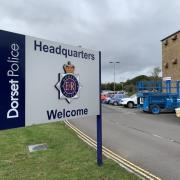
161 31 180 81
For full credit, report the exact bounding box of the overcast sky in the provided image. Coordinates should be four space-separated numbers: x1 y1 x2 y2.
0 0 180 83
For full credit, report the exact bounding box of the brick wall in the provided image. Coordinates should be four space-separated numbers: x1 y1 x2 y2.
162 31 180 81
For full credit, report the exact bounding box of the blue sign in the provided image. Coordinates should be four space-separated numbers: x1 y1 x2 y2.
0 30 101 136
0 30 25 130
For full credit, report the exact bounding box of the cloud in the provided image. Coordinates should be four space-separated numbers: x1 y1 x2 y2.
0 0 180 82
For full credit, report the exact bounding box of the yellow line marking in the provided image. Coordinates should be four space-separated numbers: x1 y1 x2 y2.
64 120 161 180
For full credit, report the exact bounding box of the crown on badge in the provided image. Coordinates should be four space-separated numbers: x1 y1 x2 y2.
63 61 75 73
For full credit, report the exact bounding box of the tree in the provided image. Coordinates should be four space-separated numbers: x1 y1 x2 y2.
101 72 162 94
151 67 161 80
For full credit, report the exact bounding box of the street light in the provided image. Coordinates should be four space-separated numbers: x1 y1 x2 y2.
120 82 124 91
109 61 120 94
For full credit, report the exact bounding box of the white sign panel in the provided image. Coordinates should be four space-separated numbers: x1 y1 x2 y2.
25 36 100 125
163 77 171 81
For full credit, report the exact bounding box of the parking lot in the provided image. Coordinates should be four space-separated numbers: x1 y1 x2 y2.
69 104 180 180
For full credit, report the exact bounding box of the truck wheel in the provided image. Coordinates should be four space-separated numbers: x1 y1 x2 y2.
127 102 134 108
113 101 118 106
150 105 161 114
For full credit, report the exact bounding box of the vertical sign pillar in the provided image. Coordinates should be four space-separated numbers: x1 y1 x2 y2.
97 51 103 166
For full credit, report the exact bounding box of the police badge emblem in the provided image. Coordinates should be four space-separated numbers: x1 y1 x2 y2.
55 61 80 103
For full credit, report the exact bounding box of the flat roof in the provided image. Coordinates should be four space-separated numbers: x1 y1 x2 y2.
161 30 180 41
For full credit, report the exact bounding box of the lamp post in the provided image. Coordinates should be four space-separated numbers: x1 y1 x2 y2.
109 61 120 94
120 82 124 91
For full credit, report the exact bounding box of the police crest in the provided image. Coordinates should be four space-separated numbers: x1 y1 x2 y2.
55 61 80 103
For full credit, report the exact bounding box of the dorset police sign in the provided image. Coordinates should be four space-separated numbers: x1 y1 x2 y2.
0 30 100 130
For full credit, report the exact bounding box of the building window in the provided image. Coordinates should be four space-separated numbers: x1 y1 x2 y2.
163 40 168 46
172 58 178 64
172 34 177 40
164 62 168 68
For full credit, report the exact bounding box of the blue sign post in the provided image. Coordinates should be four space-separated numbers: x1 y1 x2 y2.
97 51 103 165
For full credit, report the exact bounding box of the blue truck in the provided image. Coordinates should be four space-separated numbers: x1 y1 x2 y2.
136 80 180 114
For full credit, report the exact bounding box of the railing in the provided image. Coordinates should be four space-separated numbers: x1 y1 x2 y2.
136 80 180 95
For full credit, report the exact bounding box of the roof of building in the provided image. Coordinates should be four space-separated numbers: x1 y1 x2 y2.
161 30 180 41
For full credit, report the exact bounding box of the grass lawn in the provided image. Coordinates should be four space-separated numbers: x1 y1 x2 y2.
0 122 139 180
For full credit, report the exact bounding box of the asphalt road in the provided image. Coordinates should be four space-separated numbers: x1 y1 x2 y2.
69 104 180 180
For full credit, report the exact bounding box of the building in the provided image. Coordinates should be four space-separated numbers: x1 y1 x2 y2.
161 31 180 81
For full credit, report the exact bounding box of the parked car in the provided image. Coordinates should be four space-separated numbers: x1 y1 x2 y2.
109 94 128 106
101 94 107 102
103 94 114 104
120 94 137 108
